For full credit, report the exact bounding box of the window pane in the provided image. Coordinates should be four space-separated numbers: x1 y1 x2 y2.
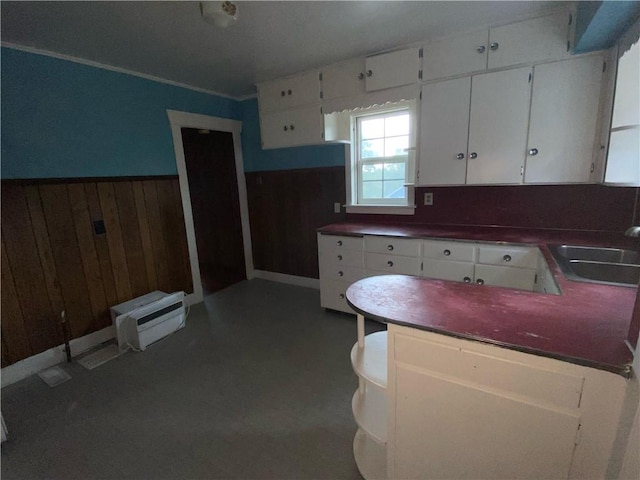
383 162 406 180
361 139 384 159
360 118 384 139
362 181 383 199
384 136 408 157
385 114 410 136
383 180 406 199
361 163 383 181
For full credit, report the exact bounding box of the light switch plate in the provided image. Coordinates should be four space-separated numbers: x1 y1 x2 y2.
334 202 341 213
424 192 434 206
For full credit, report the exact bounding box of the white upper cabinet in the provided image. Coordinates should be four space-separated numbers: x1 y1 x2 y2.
525 55 604 184
258 70 321 113
321 58 366 100
364 47 421 92
259 105 324 149
421 30 489 81
418 77 471 185
488 11 571 70
467 67 532 185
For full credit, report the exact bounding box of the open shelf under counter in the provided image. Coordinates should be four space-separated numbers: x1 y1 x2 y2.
353 428 387 480
350 331 388 389
352 384 387 445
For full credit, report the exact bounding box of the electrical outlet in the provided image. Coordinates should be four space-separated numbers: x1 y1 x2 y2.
334 202 341 214
424 192 434 206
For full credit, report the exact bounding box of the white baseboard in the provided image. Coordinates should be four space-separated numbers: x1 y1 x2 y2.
252 270 320 289
1 325 115 389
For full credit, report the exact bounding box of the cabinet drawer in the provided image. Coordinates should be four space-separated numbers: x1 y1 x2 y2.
365 253 421 276
319 248 363 267
318 234 363 252
258 70 321 112
365 236 421 257
477 245 539 269
422 240 476 262
319 264 365 284
422 259 475 283
320 281 354 314
474 264 536 291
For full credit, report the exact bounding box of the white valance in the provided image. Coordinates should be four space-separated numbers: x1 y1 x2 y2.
322 84 420 115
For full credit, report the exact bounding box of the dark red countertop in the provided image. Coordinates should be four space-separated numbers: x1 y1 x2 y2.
320 223 639 377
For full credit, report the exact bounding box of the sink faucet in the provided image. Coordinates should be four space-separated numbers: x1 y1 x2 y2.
625 226 640 237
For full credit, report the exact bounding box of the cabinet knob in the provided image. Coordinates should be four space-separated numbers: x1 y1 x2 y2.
287 89 292 95
290 124 295 131
387 261 394 267
476 45 486 53
476 278 485 285
337 255 343 261
358 72 365 80
490 42 499 51
339 293 345 299
366 70 373 77
528 148 538 156
469 152 478 159
283 126 288 131
503 254 512 262
280 90 285 96
338 271 344 277
456 153 465 160
387 245 394 251
463 276 471 283
443 249 451 256
337 240 342 246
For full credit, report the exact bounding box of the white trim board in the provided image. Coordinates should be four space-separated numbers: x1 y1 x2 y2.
167 110 255 305
1 326 115 388
1 42 241 101
252 270 320 290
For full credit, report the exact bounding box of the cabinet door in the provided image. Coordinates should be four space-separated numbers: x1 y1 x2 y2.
474 264 536 291
423 259 474 283
467 67 532 184
365 47 420 92
321 58 366 100
488 11 570 69
525 55 604 184
421 30 488 81
418 77 471 185
258 71 321 113
260 105 324 149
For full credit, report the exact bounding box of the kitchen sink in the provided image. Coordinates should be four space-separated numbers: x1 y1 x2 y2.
548 244 640 287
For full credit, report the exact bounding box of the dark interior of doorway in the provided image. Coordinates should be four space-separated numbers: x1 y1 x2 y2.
181 127 246 296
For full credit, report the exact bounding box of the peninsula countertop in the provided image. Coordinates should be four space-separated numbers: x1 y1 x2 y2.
319 222 638 377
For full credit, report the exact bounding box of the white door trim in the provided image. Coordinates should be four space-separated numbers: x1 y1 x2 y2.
167 110 254 305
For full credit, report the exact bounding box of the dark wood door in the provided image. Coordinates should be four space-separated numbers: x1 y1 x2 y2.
181 128 246 295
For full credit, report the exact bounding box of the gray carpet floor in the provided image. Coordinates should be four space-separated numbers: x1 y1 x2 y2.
1 279 385 480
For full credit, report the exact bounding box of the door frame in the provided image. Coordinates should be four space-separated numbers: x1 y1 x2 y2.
167 109 254 305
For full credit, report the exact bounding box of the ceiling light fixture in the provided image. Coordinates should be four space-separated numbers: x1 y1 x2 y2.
200 1 239 28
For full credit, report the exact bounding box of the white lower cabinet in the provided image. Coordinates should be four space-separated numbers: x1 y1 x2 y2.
385 325 628 480
423 259 475 283
318 233 364 313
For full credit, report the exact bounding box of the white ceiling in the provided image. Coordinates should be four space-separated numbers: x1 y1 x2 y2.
1 1 572 99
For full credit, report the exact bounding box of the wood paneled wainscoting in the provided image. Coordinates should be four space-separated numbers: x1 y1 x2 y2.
1 177 192 366
246 166 346 279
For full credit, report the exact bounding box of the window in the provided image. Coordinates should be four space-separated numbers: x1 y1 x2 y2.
346 102 416 213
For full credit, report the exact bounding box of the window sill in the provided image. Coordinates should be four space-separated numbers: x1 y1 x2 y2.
345 204 416 215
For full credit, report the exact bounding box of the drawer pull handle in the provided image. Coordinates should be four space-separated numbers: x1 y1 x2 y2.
338 271 344 277
339 293 345 299
443 249 451 256
337 255 343 261
387 245 394 251
366 69 373 77
463 276 471 283
337 240 342 246
503 254 512 262
387 261 394 267
476 278 485 285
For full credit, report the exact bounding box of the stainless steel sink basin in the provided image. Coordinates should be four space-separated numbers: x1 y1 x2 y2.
548 244 640 287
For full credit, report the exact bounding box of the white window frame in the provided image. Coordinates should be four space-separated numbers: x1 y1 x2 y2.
345 101 417 215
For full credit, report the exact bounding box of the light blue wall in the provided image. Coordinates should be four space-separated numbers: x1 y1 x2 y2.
1 47 241 179
240 98 346 172
574 1 640 53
